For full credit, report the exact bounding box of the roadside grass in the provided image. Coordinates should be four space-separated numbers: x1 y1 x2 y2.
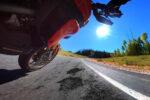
97 55 150 69
98 55 150 66
58 49 85 58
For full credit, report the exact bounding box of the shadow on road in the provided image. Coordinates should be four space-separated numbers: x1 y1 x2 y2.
0 69 28 85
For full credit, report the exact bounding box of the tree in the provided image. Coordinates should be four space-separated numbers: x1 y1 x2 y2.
142 43 150 55
126 39 142 55
113 49 122 57
140 32 148 44
114 32 150 56
121 40 127 55
76 49 111 58
139 32 150 55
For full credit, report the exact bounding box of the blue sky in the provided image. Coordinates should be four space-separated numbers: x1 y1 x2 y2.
60 0 150 52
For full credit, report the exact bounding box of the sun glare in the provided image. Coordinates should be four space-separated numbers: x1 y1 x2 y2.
96 24 110 38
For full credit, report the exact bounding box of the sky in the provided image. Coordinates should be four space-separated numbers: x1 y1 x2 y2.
60 0 150 53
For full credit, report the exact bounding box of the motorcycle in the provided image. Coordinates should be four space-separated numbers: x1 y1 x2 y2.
0 0 129 71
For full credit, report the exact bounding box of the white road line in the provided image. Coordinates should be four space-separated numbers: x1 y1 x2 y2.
81 60 150 100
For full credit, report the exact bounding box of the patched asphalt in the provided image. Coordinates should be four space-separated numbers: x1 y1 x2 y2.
0 55 137 100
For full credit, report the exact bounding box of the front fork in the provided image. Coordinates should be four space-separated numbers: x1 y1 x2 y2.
49 44 60 55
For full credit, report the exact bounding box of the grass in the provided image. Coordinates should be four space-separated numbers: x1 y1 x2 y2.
58 49 85 58
98 55 150 67
96 55 150 72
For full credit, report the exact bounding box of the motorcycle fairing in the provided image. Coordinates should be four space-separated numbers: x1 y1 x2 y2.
48 19 79 48
47 0 92 48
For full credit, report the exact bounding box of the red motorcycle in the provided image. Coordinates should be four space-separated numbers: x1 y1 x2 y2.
0 0 129 71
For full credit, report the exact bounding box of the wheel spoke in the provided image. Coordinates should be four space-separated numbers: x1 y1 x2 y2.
28 48 54 69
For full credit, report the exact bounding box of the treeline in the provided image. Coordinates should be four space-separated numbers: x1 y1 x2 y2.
76 49 111 58
114 32 150 56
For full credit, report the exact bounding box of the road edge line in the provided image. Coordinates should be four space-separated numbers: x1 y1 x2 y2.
81 60 150 100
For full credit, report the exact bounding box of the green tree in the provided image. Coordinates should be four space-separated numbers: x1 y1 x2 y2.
113 49 122 57
140 33 150 54
115 32 150 56
140 32 148 43
142 43 150 55
121 40 127 55
126 39 142 55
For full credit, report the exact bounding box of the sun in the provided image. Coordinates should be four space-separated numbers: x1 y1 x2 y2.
96 24 110 38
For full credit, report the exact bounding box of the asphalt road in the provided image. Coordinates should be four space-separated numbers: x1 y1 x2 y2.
0 55 150 100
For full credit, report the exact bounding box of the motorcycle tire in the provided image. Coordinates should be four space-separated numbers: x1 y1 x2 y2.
18 45 59 72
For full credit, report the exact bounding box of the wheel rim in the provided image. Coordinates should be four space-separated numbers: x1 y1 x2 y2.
28 48 54 69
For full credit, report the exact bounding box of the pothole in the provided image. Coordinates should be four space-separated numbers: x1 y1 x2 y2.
57 77 83 92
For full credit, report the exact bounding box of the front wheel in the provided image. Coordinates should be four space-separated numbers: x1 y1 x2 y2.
18 45 59 72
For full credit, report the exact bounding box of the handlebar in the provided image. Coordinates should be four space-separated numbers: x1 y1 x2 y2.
92 0 130 25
